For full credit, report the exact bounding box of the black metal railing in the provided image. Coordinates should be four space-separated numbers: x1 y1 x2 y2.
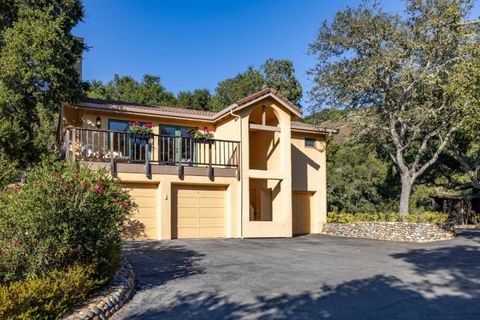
63 127 240 168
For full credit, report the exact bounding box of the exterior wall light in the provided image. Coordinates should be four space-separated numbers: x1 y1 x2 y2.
95 116 102 129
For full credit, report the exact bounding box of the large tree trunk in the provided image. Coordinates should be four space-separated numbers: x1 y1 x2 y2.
399 174 412 214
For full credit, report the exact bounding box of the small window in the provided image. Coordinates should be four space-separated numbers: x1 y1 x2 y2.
304 138 316 148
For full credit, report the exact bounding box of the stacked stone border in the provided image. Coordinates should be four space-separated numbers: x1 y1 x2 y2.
63 258 135 320
321 222 455 242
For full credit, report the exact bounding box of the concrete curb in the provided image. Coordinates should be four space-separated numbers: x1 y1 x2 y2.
63 258 135 320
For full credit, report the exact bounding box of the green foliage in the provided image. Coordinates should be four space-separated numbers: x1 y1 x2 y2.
88 58 303 112
0 0 85 164
0 160 134 283
0 263 105 320
261 58 302 105
88 74 176 107
308 0 480 213
327 211 449 224
0 153 17 190
176 89 212 111
327 141 398 213
211 66 266 111
212 59 303 110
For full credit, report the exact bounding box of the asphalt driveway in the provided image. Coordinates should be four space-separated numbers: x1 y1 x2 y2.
114 230 480 319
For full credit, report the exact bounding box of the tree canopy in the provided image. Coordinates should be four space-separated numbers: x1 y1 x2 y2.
88 74 176 107
0 0 85 164
309 0 480 213
87 58 303 112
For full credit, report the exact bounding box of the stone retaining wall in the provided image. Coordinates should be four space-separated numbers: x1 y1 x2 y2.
63 258 135 320
321 222 455 242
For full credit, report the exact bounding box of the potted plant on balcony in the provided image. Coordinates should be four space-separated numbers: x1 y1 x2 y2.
128 121 153 142
194 127 214 144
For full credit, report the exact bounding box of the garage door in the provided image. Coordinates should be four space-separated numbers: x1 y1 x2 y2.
122 183 158 240
293 192 312 235
172 185 225 239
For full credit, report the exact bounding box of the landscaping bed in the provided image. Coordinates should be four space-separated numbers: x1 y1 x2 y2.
0 160 135 319
322 212 455 242
63 258 135 320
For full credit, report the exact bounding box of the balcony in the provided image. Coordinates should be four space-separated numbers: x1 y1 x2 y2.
62 128 240 179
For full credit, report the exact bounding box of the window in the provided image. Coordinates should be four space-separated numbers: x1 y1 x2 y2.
159 125 195 164
304 137 316 148
108 119 150 161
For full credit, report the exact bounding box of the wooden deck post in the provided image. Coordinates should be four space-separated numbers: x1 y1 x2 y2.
144 142 151 179
208 142 214 180
110 131 117 177
64 129 70 160
71 128 76 161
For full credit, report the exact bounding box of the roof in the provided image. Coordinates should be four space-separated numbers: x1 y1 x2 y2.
82 97 217 116
291 121 339 134
73 89 338 134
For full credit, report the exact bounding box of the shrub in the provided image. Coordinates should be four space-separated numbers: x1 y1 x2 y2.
0 153 17 190
0 263 105 320
0 160 134 283
327 211 448 224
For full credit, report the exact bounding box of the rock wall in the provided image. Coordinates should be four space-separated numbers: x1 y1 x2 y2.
322 222 455 242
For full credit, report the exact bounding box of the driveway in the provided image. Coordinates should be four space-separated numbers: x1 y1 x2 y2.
114 230 480 319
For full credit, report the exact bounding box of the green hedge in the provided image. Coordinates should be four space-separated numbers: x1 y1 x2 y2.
0 263 105 320
327 212 449 224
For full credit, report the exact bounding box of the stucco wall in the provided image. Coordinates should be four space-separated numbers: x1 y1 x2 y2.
291 133 327 232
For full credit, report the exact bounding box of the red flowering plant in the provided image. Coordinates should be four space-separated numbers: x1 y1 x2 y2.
194 127 215 142
0 160 135 283
128 121 154 136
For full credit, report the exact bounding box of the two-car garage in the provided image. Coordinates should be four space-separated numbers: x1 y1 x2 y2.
123 183 226 240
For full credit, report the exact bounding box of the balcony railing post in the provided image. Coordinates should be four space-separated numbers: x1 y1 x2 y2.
64 129 70 160
208 141 213 180
236 142 240 181
110 131 117 177
71 128 76 161
144 141 151 178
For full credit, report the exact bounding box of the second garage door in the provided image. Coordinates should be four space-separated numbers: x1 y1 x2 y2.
293 192 312 236
172 185 226 239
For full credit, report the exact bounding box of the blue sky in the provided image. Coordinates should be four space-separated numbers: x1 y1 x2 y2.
74 0 479 106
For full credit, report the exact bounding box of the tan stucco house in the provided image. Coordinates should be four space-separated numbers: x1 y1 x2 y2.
59 88 337 240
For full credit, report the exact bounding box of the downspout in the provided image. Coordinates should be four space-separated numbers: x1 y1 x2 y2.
230 106 243 238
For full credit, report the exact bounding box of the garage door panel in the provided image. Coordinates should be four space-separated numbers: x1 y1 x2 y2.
173 185 226 239
177 228 198 238
199 217 224 225
198 198 224 206
178 207 197 217
198 207 224 217
198 227 224 238
177 217 198 226
122 183 158 240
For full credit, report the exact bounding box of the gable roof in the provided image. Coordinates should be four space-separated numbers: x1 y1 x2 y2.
72 89 338 134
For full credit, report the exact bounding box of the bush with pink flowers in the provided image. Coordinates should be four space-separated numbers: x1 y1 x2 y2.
0 160 134 283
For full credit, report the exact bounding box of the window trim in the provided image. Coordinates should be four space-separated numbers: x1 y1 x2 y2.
304 137 316 148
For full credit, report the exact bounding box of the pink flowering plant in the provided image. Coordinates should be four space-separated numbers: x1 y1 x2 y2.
194 127 214 141
128 121 153 136
0 160 135 283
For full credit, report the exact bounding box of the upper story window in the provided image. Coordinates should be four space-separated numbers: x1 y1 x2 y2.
160 125 193 137
304 138 316 148
108 119 129 132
